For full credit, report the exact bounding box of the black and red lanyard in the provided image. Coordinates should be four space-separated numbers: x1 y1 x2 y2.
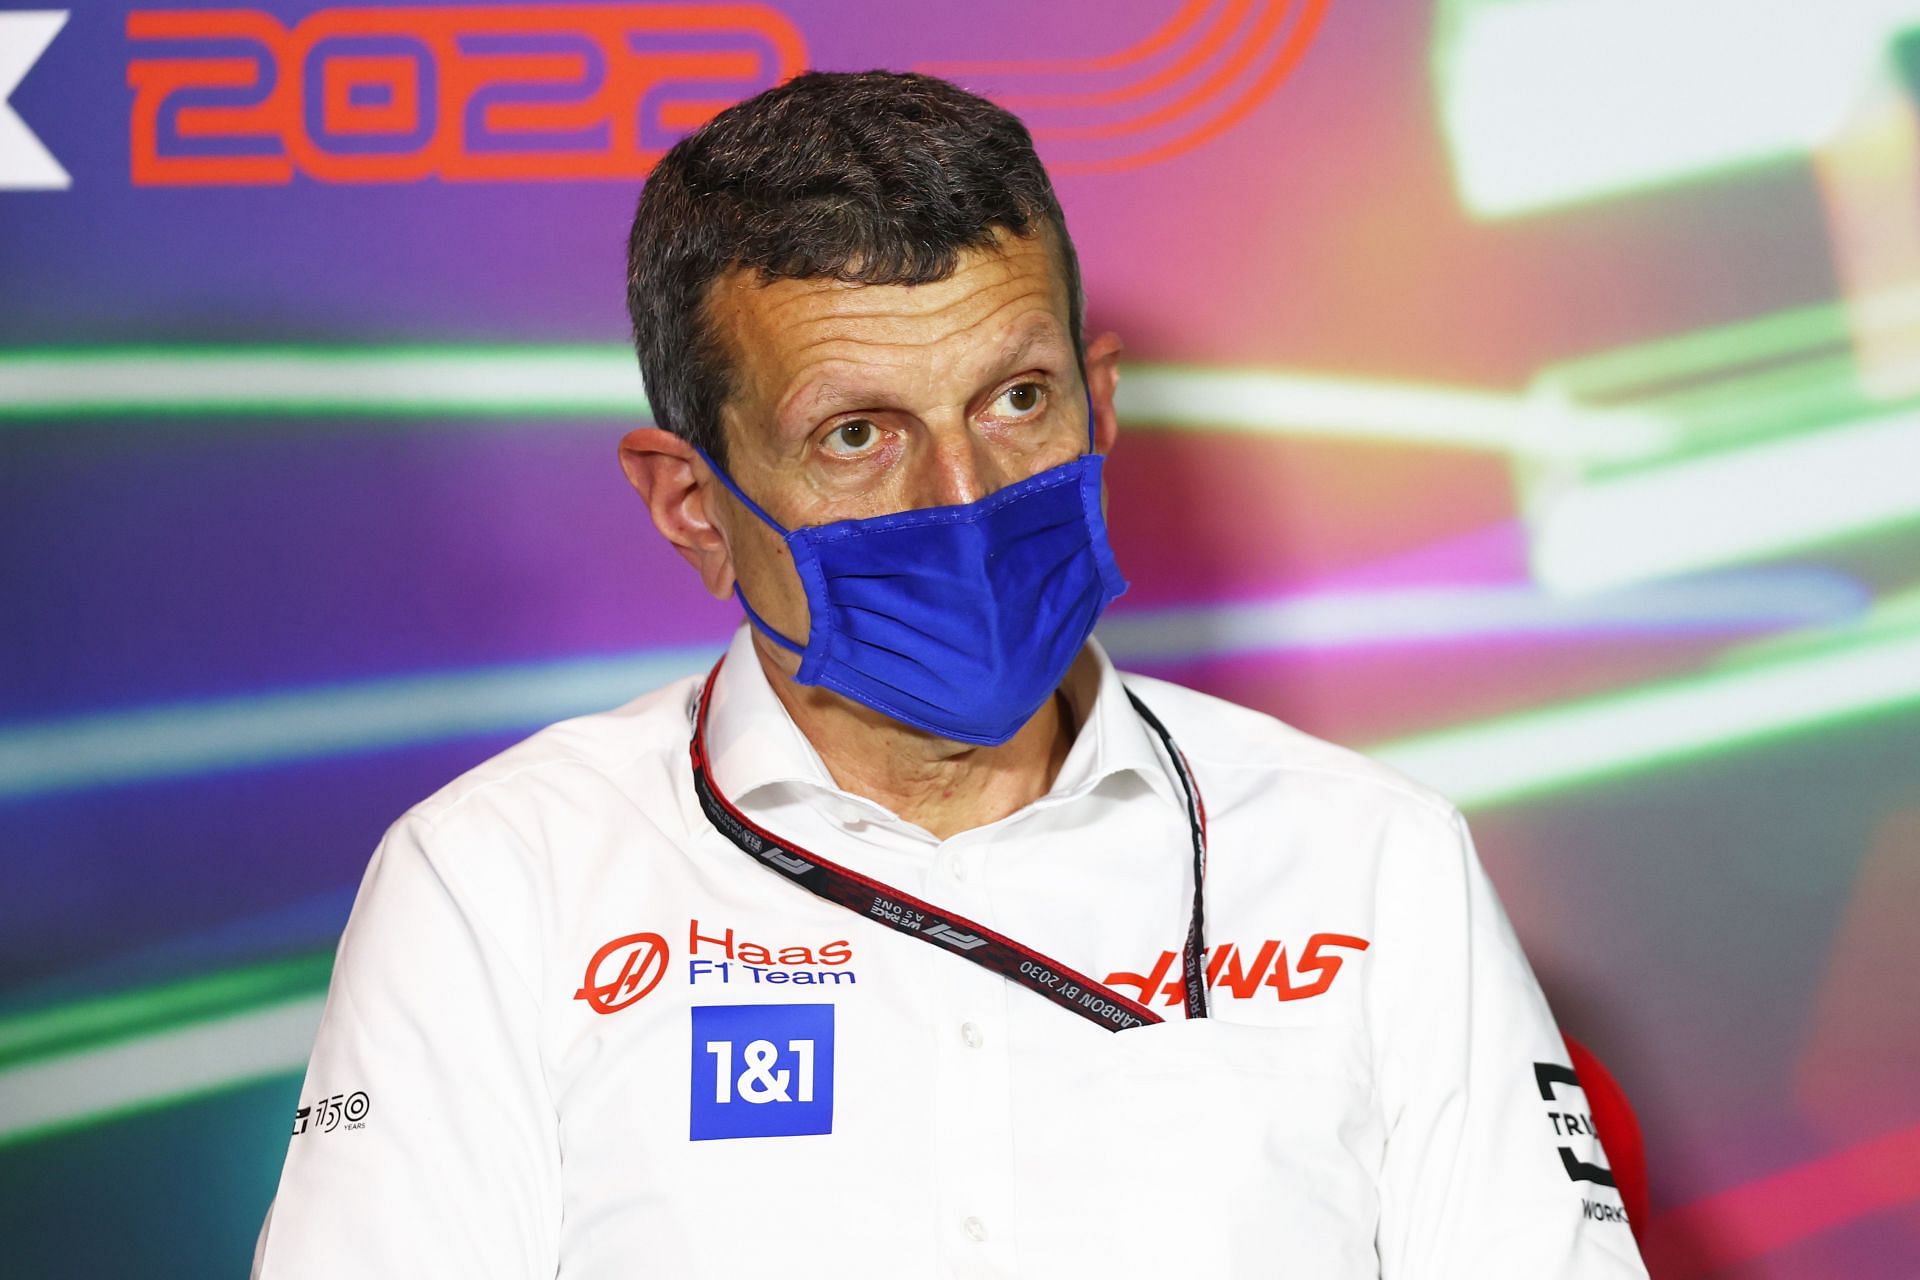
688 657 1209 1033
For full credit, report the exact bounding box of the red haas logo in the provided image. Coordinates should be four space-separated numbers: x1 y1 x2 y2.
1107 933 1370 1007
574 931 669 1014
689 919 850 966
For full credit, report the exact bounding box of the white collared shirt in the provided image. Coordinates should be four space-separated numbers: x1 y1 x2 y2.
253 625 1648 1279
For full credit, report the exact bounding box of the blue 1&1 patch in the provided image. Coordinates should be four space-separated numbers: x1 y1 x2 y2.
689 1003 835 1141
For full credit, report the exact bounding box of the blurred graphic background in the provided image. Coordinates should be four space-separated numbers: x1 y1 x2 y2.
3 1 1918 1274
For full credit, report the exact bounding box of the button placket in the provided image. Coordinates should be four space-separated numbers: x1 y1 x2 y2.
927 843 1017 1275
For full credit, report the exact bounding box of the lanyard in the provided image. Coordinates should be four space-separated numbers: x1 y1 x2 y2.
687 657 1210 1033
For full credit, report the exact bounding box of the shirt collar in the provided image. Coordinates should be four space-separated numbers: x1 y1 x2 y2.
699 624 1186 826
702 623 845 803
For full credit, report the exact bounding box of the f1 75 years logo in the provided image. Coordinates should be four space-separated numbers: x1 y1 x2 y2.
292 1090 370 1135
574 931 670 1014
125 4 807 186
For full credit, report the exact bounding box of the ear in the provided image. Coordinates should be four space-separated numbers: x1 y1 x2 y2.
1084 329 1124 455
617 427 736 599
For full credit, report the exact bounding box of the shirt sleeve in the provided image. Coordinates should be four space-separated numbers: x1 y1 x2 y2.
1370 806 1649 1279
252 809 561 1278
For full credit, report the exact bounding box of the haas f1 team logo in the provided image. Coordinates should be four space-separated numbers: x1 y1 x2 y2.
125 4 807 186
574 931 669 1015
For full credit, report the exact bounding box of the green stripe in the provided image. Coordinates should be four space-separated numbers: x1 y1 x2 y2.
0 952 334 1072
0 345 1668 460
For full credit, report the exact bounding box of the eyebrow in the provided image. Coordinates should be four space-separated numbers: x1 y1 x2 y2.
777 321 1069 431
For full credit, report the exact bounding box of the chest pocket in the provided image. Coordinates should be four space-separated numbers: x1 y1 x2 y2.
1056 1019 1383 1279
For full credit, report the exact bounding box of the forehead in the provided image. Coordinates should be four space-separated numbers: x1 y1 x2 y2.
701 225 1072 432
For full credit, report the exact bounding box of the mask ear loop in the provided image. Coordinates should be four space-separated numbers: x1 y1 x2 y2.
1084 382 1097 453
691 442 791 536
690 442 807 657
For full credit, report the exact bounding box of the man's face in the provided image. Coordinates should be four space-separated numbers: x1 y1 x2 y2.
697 224 1100 655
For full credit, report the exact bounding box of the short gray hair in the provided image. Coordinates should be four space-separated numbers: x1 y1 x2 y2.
624 69 1087 468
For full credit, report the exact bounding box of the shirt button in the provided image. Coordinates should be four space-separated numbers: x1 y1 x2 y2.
960 1021 984 1049
962 1216 988 1243
948 857 969 882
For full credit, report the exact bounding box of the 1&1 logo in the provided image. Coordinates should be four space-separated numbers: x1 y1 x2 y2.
689 1003 834 1141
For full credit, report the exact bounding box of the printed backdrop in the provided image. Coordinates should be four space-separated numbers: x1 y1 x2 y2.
4 1 1920 1275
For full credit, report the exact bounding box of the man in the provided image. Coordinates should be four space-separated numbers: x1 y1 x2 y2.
254 70 1649 1278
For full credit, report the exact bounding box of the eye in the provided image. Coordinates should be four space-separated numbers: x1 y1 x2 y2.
821 418 881 457
993 381 1046 419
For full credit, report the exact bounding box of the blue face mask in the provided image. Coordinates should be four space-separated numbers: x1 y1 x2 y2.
695 384 1128 746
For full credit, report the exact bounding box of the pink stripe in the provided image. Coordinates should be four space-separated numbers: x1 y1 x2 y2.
1642 1122 1920 1276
